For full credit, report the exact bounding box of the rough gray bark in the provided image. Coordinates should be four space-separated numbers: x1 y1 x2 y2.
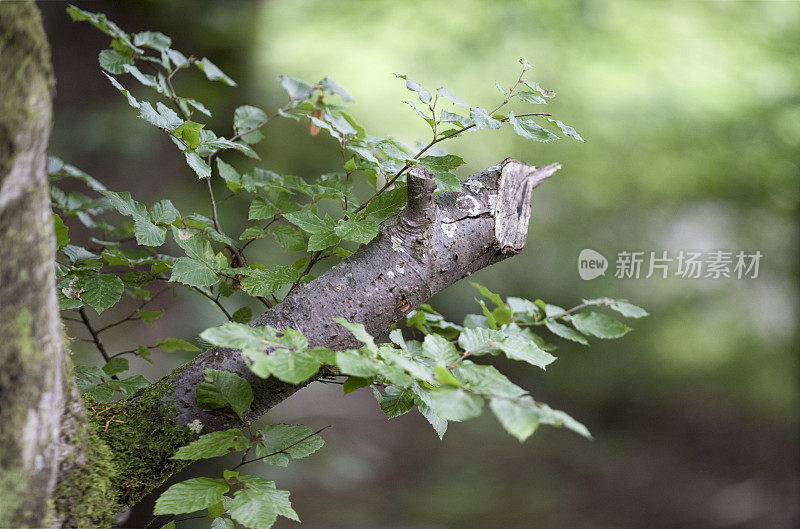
0 3 77 527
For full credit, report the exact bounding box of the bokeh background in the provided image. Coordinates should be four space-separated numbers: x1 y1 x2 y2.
39 1 798 528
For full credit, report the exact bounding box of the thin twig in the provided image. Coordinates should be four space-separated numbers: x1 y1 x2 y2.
78 306 116 378
189 286 234 321
521 300 601 326
96 286 170 334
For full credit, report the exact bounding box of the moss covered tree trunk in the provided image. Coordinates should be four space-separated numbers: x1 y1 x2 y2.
0 3 80 526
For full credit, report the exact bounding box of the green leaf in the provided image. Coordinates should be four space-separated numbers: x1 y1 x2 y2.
342 376 370 395
133 31 171 51
586 298 648 318
172 121 205 150
255 424 325 465
171 429 251 460
156 338 200 352
185 151 212 178
150 199 180 224
200 322 267 352
534 403 592 438
102 357 128 377
98 49 133 74
234 105 267 131
362 187 406 219
471 282 504 309
266 349 320 385
570 312 631 338
416 155 465 192
319 76 353 101
458 327 504 354
374 386 415 418
425 387 483 421
434 366 461 387
470 107 502 129
196 368 254 420
516 91 547 105
239 226 265 240
103 72 139 109
169 257 218 287
80 273 124 314
507 112 559 142
277 75 314 100
417 154 465 173
282 210 331 234
133 218 166 246
545 320 588 345
107 374 150 395
53 213 70 249
454 363 526 398
154 477 229 515
421 334 460 365
437 87 468 108
267 225 305 251
332 318 376 353
335 350 381 377
247 197 279 220
240 266 299 296
138 101 182 129
334 218 378 244
546 118 584 141
196 57 237 86
489 397 540 442
210 518 233 529
307 230 340 251
498 336 556 369
231 306 252 324
216 159 241 192
394 73 431 104
231 475 299 525
416 398 448 439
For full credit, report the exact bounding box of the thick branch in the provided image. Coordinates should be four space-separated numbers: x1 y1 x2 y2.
83 158 558 513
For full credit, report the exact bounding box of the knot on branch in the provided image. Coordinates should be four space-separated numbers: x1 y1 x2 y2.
401 165 437 230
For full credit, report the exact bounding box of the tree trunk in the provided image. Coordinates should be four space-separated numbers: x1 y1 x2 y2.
0 3 80 527
0 4 560 526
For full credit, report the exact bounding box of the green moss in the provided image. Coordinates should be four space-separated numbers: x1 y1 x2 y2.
52 380 195 526
53 424 119 528
87 382 194 507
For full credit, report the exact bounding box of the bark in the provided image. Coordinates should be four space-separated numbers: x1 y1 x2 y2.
0 3 77 527
59 158 559 522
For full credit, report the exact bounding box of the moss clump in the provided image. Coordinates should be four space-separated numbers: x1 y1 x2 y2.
87 381 195 507
53 425 119 528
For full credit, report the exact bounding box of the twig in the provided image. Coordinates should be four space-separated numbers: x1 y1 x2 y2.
522 300 601 326
96 286 170 334
78 306 116 378
189 286 234 321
